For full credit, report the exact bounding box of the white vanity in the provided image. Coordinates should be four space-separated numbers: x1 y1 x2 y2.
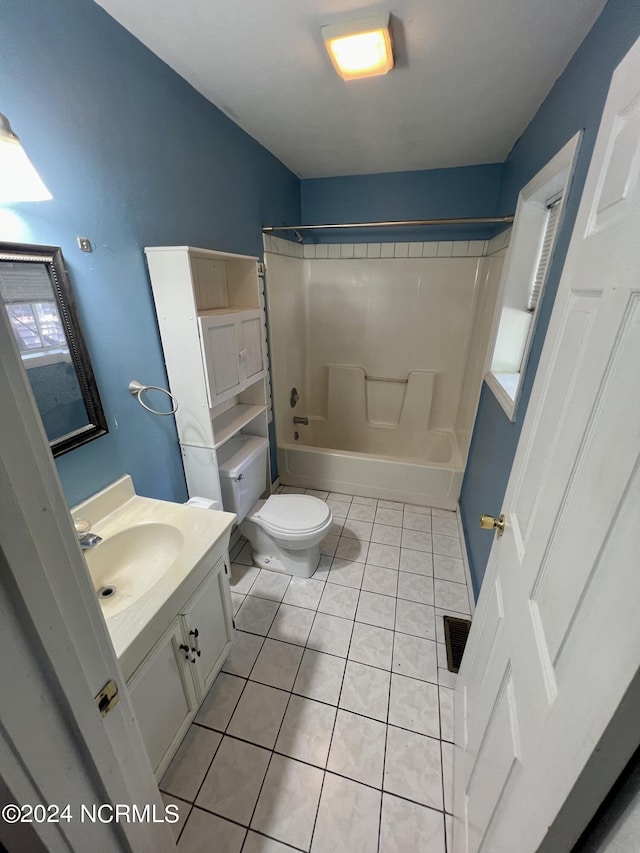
73 475 236 778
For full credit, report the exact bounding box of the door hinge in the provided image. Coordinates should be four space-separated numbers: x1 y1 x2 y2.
257 262 265 276
95 679 119 717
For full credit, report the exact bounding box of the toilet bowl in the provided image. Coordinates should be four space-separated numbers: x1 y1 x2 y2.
240 494 333 577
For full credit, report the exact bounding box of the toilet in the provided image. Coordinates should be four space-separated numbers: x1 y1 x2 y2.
217 435 333 577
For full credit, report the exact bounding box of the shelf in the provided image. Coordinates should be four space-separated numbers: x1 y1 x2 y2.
212 404 267 449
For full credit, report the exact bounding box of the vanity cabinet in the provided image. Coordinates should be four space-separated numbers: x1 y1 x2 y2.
127 556 234 778
127 620 196 777
198 308 266 407
179 556 234 697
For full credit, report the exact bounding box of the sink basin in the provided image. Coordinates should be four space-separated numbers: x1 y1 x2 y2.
85 522 184 616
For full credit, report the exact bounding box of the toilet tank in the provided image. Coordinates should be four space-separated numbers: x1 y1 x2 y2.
217 435 269 522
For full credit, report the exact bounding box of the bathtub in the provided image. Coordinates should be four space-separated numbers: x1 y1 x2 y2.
277 429 464 510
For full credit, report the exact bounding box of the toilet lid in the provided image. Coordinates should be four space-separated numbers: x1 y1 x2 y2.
257 495 331 534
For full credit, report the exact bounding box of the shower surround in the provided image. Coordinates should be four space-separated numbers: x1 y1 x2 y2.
265 237 505 508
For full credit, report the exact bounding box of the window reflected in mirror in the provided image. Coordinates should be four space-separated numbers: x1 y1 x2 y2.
0 244 108 455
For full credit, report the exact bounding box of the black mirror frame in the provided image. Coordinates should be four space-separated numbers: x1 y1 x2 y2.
0 242 108 456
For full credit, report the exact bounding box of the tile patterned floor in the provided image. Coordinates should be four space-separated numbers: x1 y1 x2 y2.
160 488 473 852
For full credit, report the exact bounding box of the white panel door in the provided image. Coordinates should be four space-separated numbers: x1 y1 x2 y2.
239 311 266 384
199 313 243 405
455 35 640 853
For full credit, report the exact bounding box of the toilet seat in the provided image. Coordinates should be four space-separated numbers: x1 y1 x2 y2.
255 494 331 536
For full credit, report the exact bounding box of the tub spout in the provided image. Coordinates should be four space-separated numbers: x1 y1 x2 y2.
293 416 309 426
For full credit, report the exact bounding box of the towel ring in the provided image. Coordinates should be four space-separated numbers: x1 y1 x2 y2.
128 380 179 416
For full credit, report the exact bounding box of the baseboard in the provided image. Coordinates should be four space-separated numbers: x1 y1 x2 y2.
456 506 476 615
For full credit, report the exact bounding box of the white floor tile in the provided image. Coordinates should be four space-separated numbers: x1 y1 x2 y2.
251 754 324 850
328 558 365 588
248 569 291 602
401 529 433 553
312 555 333 582
318 582 359 620
434 578 470 614
329 491 352 502
439 686 455 742
431 507 457 518
326 500 349 519
375 507 404 527
234 542 254 566
283 576 325 610
195 672 245 732
282 486 306 494
161 726 221 802
395 599 436 640
319 533 339 556
312 773 381 853
392 634 438 683
379 793 445 853
399 548 433 576
250 638 304 691
243 831 296 852
347 503 377 522
275 694 336 767
438 666 457 689
306 489 329 500
222 631 265 678
384 726 443 810
196 736 270 825
227 681 289 748
341 518 374 540
327 709 386 787
235 596 280 635
230 592 245 614
362 565 399 597
161 793 190 842
268 603 316 646
388 674 440 738
431 516 459 537
352 495 377 506
335 536 369 563
432 533 462 559
339 660 390 722
378 500 404 510
367 542 401 570
178 806 246 853
433 554 466 584
403 503 431 515
349 622 394 670
402 512 432 533
371 523 402 546
356 590 396 630
397 571 434 605
293 649 347 705
442 740 454 813
308 611 354 657
230 563 260 594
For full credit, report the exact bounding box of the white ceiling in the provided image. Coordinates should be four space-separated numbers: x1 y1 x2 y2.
95 0 607 178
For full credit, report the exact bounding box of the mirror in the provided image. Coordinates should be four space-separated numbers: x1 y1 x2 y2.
0 242 108 456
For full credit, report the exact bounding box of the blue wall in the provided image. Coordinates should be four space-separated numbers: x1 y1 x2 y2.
0 0 300 506
301 164 504 243
460 0 640 597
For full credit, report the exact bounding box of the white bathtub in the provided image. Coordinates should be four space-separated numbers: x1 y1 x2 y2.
277 430 463 510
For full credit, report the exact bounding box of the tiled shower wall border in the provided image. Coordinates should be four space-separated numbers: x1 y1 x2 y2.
263 231 511 260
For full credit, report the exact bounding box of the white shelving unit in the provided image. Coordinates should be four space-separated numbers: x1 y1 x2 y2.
145 245 271 504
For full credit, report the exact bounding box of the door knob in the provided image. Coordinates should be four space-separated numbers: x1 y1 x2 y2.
480 513 505 537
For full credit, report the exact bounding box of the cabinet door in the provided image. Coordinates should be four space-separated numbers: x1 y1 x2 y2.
128 620 197 778
238 311 266 385
181 558 234 698
198 314 243 406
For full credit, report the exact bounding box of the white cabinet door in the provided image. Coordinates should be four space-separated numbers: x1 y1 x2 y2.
239 311 266 384
181 558 234 697
199 314 243 406
198 309 266 408
128 620 197 778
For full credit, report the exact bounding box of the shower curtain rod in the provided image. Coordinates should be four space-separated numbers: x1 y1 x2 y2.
262 215 514 233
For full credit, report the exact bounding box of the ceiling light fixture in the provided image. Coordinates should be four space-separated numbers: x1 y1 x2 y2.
322 14 394 81
0 113 52 204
